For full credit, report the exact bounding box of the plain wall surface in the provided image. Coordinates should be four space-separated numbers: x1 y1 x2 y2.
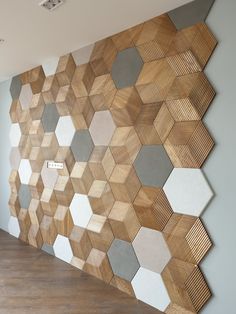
0 79 11 231
0 0 235 312
202 0 236 313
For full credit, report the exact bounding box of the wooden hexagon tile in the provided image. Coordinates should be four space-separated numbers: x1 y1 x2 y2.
8 0 217 312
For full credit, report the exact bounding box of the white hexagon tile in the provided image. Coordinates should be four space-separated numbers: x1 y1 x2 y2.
55 116 75 146
42 57 60 77
18 159 32 184
53 234 73 263
69 193 93 228
9 123 21 147
132 267 170 311
164 168 214 217
8 216 20 238
89 110 116 146
133 227 171 273
19 84 33 110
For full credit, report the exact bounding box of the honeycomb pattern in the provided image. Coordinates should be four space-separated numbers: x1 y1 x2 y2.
8 6 217 313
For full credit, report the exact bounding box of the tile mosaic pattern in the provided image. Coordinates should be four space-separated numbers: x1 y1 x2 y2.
8 2 216 312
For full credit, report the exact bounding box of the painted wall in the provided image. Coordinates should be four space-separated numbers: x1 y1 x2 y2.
0 79 11 231
202 0 236 313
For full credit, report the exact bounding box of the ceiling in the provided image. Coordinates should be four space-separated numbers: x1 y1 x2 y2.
0 0 192 82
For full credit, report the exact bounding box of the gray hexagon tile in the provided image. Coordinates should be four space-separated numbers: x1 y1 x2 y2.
19 84 33 110
133 227 171 273
107 239 140 281
168 0 215 30
134 145 173 187
10 75 22 100
42 243 55 256
41 104 60 133
19 184 31 209
89 110 116 146
71 130 94 162
111 47 143 89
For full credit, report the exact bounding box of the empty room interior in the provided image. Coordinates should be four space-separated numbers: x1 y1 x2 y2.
0 0 235 313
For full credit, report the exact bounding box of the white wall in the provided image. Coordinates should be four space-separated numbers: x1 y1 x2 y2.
0 79 11 231
202 0 236 313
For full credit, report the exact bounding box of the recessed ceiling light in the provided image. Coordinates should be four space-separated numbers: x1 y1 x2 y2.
0 39 5 43
39 0 65 11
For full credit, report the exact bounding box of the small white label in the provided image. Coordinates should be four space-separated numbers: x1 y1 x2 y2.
47 161 64 169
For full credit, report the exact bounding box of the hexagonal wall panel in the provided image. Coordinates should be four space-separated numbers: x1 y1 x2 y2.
10 75 22 100
9 123 21 147
132 267 170 311
133 227 171 273
18 159 32 184
10 148 21 170
19 84 33 110
41 104 60 133
8 216 20 238
164 168 213 217
134 145 173 187
71 130 94 162
69 193 93 228
55 116 75 146
111 47 143 89
53 234 73 263
107 239 139 281
19 184 31 209
89 110 116 146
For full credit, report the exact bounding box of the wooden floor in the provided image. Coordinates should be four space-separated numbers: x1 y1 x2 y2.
0 230 162 314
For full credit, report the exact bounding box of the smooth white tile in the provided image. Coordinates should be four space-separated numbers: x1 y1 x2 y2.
132 267 170 311
69 193 93 228
8 216 20 238
55 116 75 146
72 43 94 66
41 160 59 189
53 235 73 263
18 159 32 184
19 84 33 110
164 168 213 217
42 57 60 76
9 123 21 147
133 227 171 273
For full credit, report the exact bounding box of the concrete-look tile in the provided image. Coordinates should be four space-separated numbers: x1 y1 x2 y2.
41 104 60 133
132 267 170 311
19 84 33 110
71 130 94 162
18 159 32 184
164 168 213 217
8 216 20 238
9 148 21 170
72 43 95 66
42 243 55 256
69 193 93 228
19 184 31 209
134 145 173 188
41 160 59 189
89 110 116 146
10 75 22 100
107 239 139 281
168 0 215 30
53 234 73 263
111 47 143 89
133 227 171 273
55 116 75 146
9 123 21 147
42 57 60 77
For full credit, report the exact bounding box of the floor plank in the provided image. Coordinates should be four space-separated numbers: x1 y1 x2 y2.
0 230 162 314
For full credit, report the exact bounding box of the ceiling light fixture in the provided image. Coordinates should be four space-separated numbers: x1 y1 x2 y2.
0 39 5 43
39 0 65 11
